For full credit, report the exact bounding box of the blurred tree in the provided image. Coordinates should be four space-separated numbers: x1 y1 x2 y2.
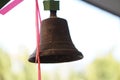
69 70 84 80
15 48 37 80
0 48 37 80
0 48 13 80
86 51 120 80
1 47 120 80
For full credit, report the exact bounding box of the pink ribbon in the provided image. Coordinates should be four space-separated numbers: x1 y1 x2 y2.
0 0 23 15
35 0 42 80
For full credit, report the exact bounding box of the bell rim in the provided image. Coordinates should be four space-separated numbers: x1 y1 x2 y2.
28 49 83 63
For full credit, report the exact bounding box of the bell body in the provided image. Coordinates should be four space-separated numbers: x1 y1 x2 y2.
28 17 83 63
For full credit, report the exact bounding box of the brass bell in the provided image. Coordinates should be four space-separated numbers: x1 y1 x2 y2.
28 10 83 63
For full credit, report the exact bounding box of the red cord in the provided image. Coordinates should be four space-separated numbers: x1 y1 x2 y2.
35 0 42 80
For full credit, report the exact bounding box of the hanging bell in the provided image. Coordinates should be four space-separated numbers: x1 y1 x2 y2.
28 11 83 63
28 0 83 63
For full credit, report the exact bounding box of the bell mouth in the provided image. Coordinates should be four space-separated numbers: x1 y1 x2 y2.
28 49 83 63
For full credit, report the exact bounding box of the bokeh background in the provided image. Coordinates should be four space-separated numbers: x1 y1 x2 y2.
0 0 120 80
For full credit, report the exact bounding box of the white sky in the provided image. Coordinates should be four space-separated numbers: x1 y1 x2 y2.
0 0 120 71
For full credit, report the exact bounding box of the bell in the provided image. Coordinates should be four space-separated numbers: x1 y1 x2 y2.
28 10 83 63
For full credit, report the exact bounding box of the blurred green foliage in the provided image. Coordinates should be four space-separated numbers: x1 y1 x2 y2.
0 48 37 80
0 48 120 80
86 52 120 80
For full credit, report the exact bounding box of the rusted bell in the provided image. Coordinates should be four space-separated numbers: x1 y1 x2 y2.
28 11 83 63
